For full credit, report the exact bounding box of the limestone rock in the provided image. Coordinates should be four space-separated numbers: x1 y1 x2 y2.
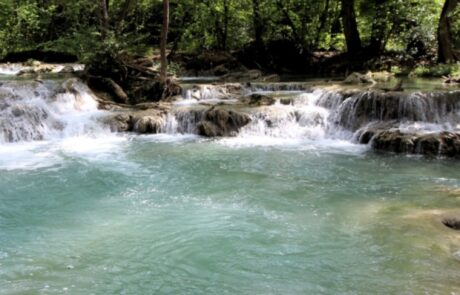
134 116 164 134
370 130 460 157
344 72 376 84
222 69 262 82
280 98 294 105
60 65 75 73
243 93 276 106
371 71 394 82
197 108 251 137
261 74 281 82
105 114 133 132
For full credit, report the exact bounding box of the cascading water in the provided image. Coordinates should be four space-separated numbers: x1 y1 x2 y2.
0 78 110 143
0 63 84 75
1 75 459 152
237 91 347 140
164 83 460 151
328 90 460 132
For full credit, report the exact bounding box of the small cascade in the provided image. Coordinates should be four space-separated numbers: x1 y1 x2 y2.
0 79 109 143
238 91 342 140
162 109 205 134
329 91 460 131
178 82 314 105
249 82 312 93
181 84 243 101
0 63 84 76
165 86 460 152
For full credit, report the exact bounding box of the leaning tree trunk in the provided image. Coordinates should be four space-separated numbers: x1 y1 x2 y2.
341 0 362 56
99 0 110 39
438 0 459 63
160 0 170 83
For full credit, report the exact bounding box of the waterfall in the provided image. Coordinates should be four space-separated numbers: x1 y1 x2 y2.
330 91 460 131
0 79 109 143
164 85 460 144
2 75 459 148
238 91 344 140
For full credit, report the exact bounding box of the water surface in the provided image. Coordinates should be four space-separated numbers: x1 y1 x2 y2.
1 135 460 294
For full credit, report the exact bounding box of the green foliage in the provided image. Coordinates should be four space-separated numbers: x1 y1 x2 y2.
0 0 457 66
390 66 402 75
409 63 460 77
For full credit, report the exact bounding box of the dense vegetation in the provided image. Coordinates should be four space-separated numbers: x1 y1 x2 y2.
0 0 459 74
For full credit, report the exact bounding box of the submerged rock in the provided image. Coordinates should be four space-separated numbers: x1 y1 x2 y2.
197 108 251 137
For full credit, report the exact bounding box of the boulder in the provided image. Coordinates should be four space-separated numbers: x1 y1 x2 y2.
60 65 75 73
280 98 294 105
105 109 167 134
243 93 276 106
344 72 376 84
222 69 262 82
23 59 41 67
371 130 416 154
197 108 251 137
134 116 164 134
261 74 281 82
370 130 460 157
442 217 460 230
213 64 231 76
16 68 37 76
371 71 394 82
105 114 133 132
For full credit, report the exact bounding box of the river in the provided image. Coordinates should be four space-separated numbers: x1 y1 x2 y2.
0 70 459 294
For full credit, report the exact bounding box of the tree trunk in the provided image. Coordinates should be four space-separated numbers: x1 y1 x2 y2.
99 0 110 39
315 0 330 48
368 0 387 55
341 0 361 55
222 0 229 51
252 0 264 50
160 0 169 83
118 0 136 23
276 0 304 52
438 0 459 63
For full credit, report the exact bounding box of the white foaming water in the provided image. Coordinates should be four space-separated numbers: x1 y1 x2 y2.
0 63 84 75
237 91 352 144
0 78 128 170
0 141 61 170
174 98 239 106
182 84 240 101
0 64 24 75
0 79 109 143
